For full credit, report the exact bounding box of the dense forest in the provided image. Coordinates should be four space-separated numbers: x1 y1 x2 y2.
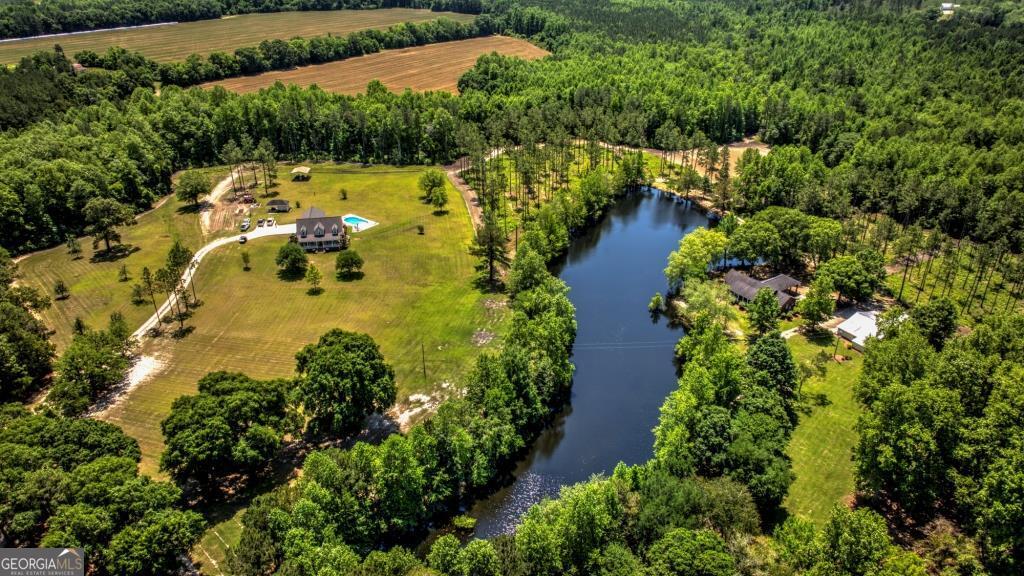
0 0 482 40
3 0 1024 254
2 0 1024 573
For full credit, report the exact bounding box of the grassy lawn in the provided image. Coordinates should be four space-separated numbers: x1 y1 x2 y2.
0 9 476 64
194 507 244 576
779 316 802 332
783 331 863 525
17 167 226 351
99 164 506 475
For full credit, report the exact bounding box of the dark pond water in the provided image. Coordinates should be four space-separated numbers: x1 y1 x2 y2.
469 188 711 537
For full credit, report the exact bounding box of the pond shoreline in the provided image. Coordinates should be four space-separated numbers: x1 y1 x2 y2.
416 187 711 544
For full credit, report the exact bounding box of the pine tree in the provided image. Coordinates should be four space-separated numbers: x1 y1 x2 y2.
470 212 510 288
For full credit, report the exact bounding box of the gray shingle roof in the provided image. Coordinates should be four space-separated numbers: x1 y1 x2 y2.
724 269 799 309
762 274 801 293
299 206 326 219
296 206 344 240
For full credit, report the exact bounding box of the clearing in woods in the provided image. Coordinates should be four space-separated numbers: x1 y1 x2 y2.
0 9 476 64
84 165 506 475
783 331 863 525
22 165 508 574
201 35 550 95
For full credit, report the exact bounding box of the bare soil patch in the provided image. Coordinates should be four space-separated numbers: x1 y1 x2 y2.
472 329 495 346
391 383 452 431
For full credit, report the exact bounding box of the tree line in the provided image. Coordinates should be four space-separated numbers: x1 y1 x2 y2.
0 0 483 40
3 0 1024 571
251 227 919 576
78 17 490 87
855 306 1024 574
4 0 1024 259
411 313 916 576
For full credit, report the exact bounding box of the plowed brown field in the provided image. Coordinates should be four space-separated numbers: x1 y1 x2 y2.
200 35 549 95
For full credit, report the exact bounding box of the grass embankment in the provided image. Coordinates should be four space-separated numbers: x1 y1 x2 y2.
196 507 244 576
783 331 862 525
18 167 226 351
100 165 504 475
202 36 548 95
0 9 476 64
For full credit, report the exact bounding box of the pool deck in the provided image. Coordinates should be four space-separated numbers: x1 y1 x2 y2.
343 213 378 233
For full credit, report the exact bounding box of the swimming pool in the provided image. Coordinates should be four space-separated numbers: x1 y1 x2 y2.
342 214 378 232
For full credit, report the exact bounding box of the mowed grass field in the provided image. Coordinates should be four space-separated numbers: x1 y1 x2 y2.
0 9 475 64
783 331 863 525
17 167 227 351
202 35 549 95
97 165 505 475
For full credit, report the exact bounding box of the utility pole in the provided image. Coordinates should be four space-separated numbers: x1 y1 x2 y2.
421 342 427 381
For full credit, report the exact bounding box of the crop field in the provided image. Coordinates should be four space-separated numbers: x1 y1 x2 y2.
0 9 476 64
783 331 863 525
92 165 505 475
202 35 549 95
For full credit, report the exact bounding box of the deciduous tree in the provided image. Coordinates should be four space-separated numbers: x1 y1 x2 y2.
665 227 728 290
175 170 209 205
335 249 364 280
305 263 322 294
798 276 835 331
83 198 135 252
748 287 780 335
296 330 396 435
276 242 307 276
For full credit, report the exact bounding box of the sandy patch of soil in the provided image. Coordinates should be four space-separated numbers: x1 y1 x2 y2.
89 353 166 417
390 382 454 431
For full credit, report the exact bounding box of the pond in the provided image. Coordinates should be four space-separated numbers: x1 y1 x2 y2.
469 188 711 537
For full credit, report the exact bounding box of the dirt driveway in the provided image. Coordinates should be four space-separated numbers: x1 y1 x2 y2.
201 170 248 236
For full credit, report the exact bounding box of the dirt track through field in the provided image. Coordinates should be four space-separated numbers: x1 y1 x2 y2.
0 9 475 64
201 36 549 95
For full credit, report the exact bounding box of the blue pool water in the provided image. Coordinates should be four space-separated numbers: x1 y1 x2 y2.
344 216 369 226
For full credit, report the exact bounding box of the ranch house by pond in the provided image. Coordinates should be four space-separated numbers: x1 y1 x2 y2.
296 206 347 252
724 269 801 311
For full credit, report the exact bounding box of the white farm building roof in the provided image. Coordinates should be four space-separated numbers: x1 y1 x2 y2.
837 312 879 352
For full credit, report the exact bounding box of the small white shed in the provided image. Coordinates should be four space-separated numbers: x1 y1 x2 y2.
837 312 879 352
